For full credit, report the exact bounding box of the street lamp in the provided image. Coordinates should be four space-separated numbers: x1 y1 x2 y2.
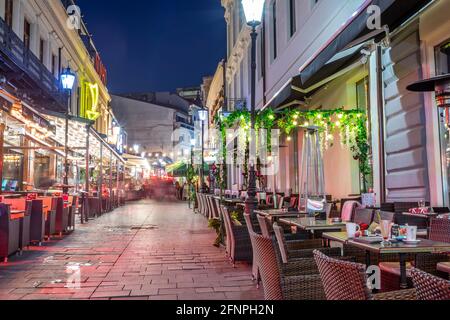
61 67 76 194
198 107 208 193
242 0 265 216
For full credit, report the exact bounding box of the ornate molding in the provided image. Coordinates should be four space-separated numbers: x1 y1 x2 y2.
221 0 234 24
225 28 250 84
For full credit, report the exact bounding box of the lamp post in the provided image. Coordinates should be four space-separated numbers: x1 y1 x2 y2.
61 67 76 194
198 107 208 193
242 0 265 216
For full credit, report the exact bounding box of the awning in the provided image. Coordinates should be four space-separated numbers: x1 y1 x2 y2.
166 162 209 178
264 0 434 111
264 44 366 110
299 0 434 85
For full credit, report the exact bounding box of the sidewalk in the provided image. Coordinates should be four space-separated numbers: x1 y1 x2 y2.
0 200 263 300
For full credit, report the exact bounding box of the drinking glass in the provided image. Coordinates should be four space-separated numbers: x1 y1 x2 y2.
380 220 391 241
418 200 426 208
406 226 418 241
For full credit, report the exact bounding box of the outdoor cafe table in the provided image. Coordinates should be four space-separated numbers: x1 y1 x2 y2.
255 209 307 222
279 218 346 237
322 232 450 289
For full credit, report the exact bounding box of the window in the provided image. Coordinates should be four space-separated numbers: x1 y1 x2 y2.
436 40 450 205
23 19 31 49
271 1 277 60
39 38 45 62
51 54 57 75
356 77 373 193
289 0 296 37
5 0 13 28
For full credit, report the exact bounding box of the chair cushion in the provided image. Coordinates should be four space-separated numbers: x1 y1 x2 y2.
437 262 450 274
379 262 413 277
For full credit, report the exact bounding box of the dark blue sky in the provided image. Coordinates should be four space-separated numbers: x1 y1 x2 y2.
76 0 226 94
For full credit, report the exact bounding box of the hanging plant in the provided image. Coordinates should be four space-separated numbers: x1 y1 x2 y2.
214 106 372 193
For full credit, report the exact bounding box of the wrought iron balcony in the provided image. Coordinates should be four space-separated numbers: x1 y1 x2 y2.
0 17 66 111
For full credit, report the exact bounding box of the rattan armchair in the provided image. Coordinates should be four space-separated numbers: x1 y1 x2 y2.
249 230 327 300
314 250 416 300
222 206 253 266
272 223 342 262
411 268 450 300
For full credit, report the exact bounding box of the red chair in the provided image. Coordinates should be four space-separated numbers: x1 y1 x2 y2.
30 200 46 245
0 204 20 263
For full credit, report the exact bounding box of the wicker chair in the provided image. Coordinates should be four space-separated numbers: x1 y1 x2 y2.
380 203 395 212
411 268 450 300
352 208 374 225
257 214 271 237
373 211 395 224
314 250 416 300
249 230 327 300
379 218 450 292
272 223 341 263
244 213 260 284
222 206 252 265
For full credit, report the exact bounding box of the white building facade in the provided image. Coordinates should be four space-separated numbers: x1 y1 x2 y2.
221 0 449 207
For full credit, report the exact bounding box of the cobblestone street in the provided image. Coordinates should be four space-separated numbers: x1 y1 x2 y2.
0 201 263 300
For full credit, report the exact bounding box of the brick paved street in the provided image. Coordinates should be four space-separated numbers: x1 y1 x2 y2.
0 200 263 300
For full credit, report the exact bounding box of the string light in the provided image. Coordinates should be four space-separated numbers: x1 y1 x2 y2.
304 122 309 127
335 121 341 127
338 114 344 119
293 121 298 126
287 136 292 141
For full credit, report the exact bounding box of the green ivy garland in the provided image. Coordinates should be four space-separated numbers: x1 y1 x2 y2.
215 107 372 193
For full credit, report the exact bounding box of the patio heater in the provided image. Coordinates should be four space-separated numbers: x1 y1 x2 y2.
242 0 265 216
60 67 76 194
299 127 326 218
407 74 450 108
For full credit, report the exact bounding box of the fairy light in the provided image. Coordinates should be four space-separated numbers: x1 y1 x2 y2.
338 113 344 119
293 121 298 126
304 122 309 127
287 136 292 141
335 121 341 127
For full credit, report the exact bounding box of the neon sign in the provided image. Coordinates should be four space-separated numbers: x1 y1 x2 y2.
80 82 100 121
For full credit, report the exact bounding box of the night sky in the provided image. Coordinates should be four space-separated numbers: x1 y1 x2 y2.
76 0 227 94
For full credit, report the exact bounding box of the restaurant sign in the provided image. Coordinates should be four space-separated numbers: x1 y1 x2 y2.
21 105 56 134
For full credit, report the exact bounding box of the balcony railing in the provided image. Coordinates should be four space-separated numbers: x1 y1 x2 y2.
0 17 65 109
226 98 248 112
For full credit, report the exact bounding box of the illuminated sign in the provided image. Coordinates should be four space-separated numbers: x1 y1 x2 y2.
95 53 107 85
80 81 100 121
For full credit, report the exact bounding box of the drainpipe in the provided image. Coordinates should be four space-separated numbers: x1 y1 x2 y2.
376 45 386 204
